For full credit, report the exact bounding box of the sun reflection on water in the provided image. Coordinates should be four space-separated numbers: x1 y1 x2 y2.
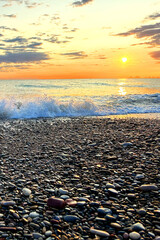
119 87 127 96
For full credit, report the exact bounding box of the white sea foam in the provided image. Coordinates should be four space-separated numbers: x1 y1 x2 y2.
0 93 160 119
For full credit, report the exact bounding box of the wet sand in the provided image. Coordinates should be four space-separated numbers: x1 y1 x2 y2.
0 117 160 240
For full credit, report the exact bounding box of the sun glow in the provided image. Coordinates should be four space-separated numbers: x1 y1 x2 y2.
122 57 127 63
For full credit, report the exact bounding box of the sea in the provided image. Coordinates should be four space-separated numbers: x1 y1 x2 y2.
0 78 160 119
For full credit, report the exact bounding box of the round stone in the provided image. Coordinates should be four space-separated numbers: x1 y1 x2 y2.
98 207 112 215
45 231 52 237
63 215 79 223
59 188 69 195
22 188 31 196
65 198 77 207
137 208 146 216
129 232 141 240
29 212 39 218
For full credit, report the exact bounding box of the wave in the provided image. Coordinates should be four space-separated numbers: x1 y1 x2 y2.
0 94 160 119
0 98 99 119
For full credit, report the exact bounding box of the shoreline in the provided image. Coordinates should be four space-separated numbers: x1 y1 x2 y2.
0 117 160 239
0 112 160 123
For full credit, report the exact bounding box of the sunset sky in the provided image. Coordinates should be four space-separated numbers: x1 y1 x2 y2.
0 0 159 79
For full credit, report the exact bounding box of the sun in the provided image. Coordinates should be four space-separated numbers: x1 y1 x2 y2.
121 57 127 63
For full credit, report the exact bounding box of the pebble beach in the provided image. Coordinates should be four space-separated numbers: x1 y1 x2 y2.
0 117 160 240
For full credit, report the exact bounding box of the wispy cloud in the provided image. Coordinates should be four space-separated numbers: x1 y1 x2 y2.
3 36 27 43
2 0 23 7
44 35 69 44
115 22 160 46
150 50 160 61
25 1 42 8
145 12 160 20
2 0 42 8
3 14 16 18
61 51 88 59
72 0 93 7
0 26 18 31
0 51 49 63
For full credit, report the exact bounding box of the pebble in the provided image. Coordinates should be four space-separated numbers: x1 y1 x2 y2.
129 232 141 240
98 207 112 215
32 232 44 239
45 231 52 237
63 215 79 223
132 222 145 231
140 184 158 191
29 212 40 218
108 188 118 195
90 228 110 237
22 187 31 196
47 197 66 209
1 201 16 206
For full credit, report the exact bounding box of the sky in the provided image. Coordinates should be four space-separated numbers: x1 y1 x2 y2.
0 0 159 79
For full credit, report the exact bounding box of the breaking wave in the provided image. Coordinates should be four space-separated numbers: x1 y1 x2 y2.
0 94 160 119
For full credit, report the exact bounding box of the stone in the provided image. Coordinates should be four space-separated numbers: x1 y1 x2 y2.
32 232 44 239
90 228 110 237
29 212 39 218
140 184 158 191
1 201 16 206
106 183 115 188
110 222 121 229
108 188 118 195
65 198 77 207
132 222 145 231
137 208 146 216
58 188 69 195
22 187 31 196
98 207 112 215
45 231 52 237
47 197 66 209
63 215 79 223
0 227 17 231
129 232 141 240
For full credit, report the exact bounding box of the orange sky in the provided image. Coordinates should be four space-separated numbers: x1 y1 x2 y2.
0 0 159 79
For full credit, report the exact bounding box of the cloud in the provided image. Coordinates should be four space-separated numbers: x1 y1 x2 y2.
3 36 27 43
25 2 42 8
1 34 43 51
115 22 160 46
2 0 42 8
3 14 16 18
44 35 69 44
0 51 49 63
60 51 88 59
2 0 23 7
146 12 160 20
0 26 18 31
149 50 160 61
72 0 93 7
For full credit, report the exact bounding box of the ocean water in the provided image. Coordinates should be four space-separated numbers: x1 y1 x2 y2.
0 78 160 119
